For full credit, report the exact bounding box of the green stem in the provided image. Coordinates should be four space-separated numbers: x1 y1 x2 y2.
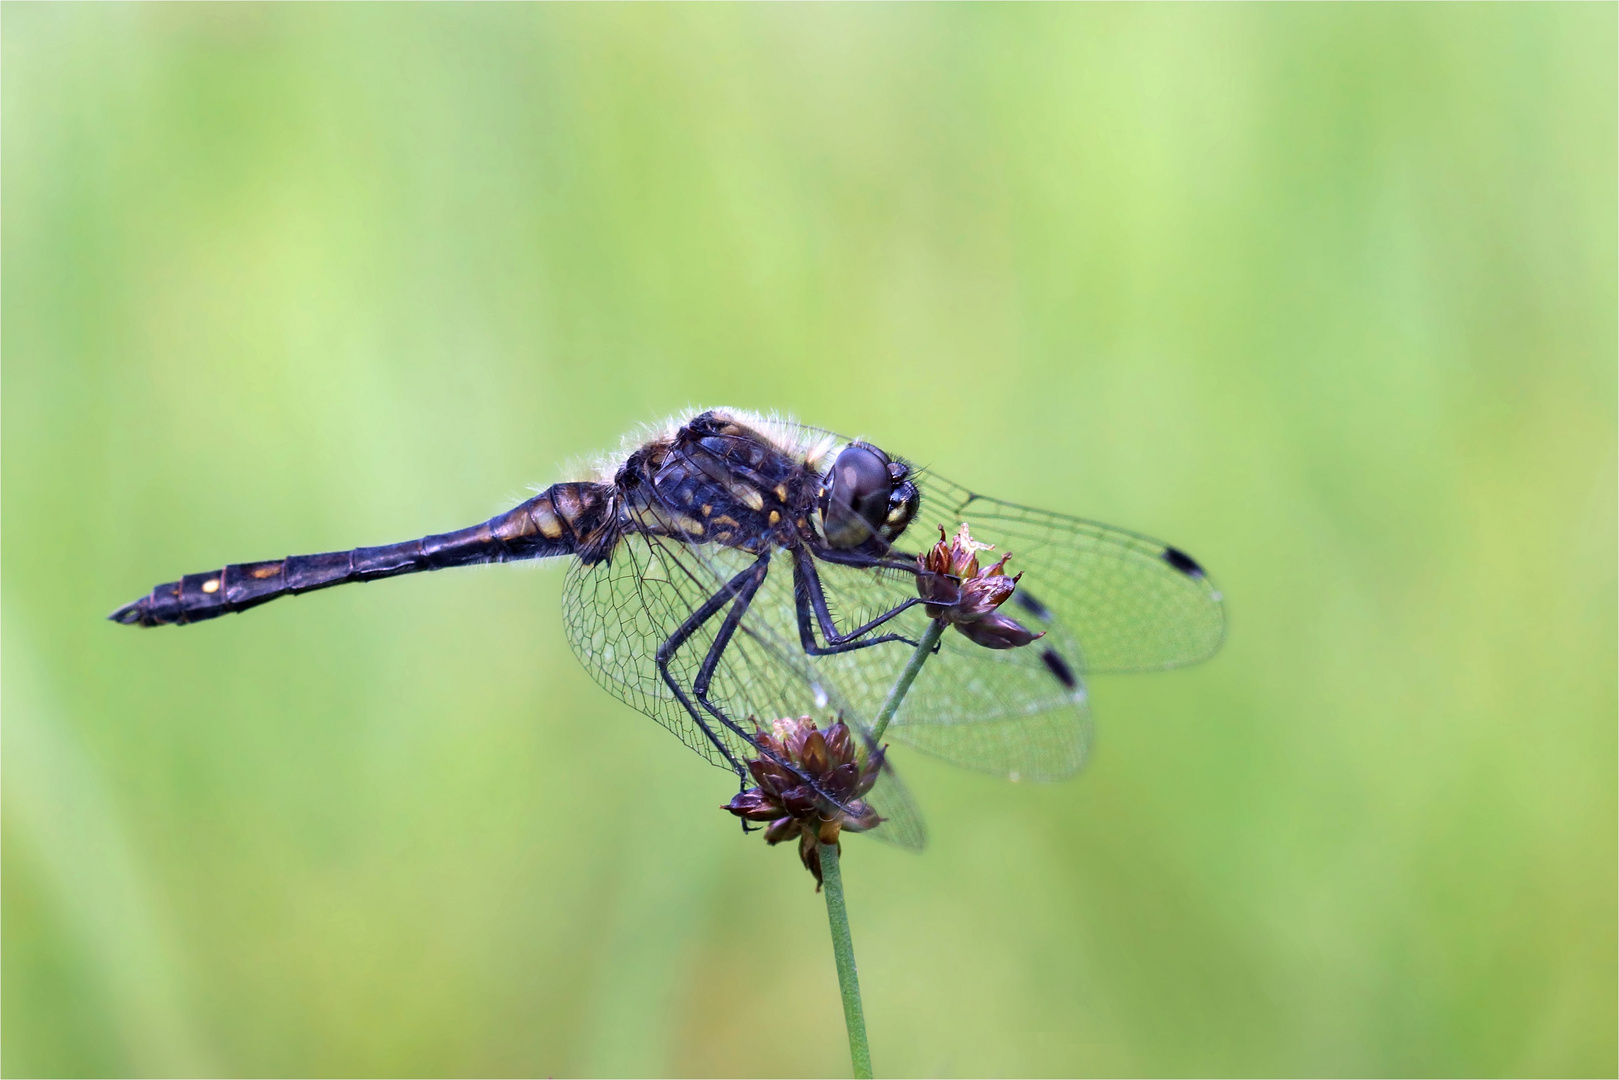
870 618 946 744
820 619 945 1078
819 838 872 1079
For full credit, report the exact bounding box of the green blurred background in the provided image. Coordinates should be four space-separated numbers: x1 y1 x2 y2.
4 4 1614 1076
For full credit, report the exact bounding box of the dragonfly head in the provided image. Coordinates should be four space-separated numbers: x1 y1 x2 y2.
819 442 918 550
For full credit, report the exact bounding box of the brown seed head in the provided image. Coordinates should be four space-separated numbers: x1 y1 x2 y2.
916 524 1045 650
721 715 885 887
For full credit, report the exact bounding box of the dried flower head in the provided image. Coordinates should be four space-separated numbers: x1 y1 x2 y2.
722 715 884 887
916 524 1045 649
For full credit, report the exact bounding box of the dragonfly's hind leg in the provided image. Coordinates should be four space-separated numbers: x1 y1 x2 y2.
653 552 774 779
684 556 786 758
654 550 871 827
650 552 775 833
734 773 757 835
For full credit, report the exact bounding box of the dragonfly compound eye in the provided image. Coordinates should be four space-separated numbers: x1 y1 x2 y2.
821 443 894 548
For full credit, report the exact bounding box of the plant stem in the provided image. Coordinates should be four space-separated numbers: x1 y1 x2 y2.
821 619 944 1078
870 618 945 743
819 838 872 1079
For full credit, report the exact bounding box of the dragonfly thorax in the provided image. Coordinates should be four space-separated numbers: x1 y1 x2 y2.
613 412 815 554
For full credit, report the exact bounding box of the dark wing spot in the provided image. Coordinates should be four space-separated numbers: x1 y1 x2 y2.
1014 590 1053 622
1040 648 1077 690
1162 546 1205 578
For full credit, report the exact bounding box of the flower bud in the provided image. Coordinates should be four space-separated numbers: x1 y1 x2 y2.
914 524 1044 650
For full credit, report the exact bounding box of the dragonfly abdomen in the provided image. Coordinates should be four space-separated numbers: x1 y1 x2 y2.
109 482 612 627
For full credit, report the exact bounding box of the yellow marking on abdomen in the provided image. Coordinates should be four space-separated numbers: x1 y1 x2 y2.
251 564 282 579
530 503 565 539
201 578 220 593
495 510 538 541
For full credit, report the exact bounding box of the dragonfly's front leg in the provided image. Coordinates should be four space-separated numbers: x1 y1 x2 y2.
792 546 927 657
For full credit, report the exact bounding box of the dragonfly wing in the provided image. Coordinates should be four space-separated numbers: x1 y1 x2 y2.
783 556 1093 781
770 421 1219 779
916 474 1227 675
563 532 926 850
563 532 760 769
777 419 1225 673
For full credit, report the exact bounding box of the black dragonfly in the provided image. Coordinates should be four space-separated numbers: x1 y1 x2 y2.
112 408 1226 849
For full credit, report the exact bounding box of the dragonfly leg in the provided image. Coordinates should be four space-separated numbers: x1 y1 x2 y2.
658 551 877 828
686 554 775 835
792 547 927 656
690 561 770 703
653 553 774 779
812 546 921 575
686 555 784 761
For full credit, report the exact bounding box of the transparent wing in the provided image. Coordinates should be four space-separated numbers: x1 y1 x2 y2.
766 420 1224 779
915 473 1227 675
563 531 753 769
777 557 1093 781
778 419 1226 674
562 532 925 850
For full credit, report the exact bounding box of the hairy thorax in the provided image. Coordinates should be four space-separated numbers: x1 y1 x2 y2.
609 411 819 559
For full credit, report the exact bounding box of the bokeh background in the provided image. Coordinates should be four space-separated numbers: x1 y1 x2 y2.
4 5 1614 1077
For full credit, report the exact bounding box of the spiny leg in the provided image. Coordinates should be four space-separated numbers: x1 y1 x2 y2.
792 546 926 656
683 557 793 755
812 545 923 576
658 553 876 828
691 561 771 704
685 554 775 830
653 553 773 780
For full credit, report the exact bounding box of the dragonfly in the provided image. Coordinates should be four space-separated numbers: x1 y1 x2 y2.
111 408 1226 849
